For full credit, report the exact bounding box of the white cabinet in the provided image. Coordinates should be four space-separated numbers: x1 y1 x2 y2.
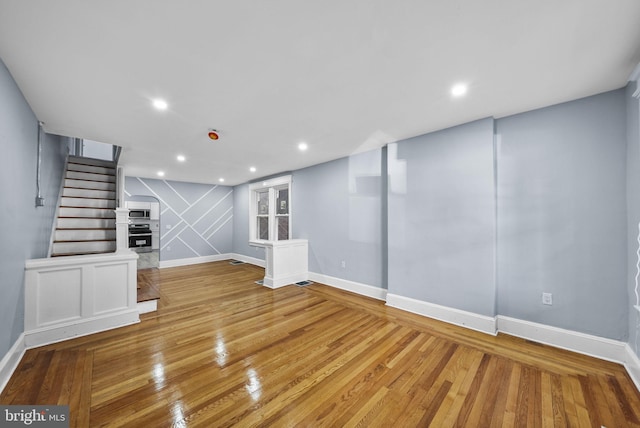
151 221 160 250
150 202 160 220
125 201 149 210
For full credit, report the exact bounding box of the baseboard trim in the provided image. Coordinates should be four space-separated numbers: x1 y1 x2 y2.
496 315 627 364
386 293 498 335
624 344 640 392
138 299 158 314
24 310 140 349
159 253 232 268
229 253 266 268
307 272 387 301
0 333 26 394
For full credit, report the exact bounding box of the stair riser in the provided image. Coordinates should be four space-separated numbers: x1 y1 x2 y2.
57 218 115 229
67 163 115 175
62 188 116 199
66 171 115 183
65 179 115 191
59 207 115 219
68 156 116 168
61 197 116 209
55 229 117 241
52 241 116 255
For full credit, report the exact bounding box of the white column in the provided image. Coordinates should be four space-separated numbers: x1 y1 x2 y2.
115 208 130 253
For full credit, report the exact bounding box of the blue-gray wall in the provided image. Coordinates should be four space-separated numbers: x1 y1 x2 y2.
0 59 67 360
229 89 632 342
124 177 233 261
497 90 628 340
293 149 383 287
387 118 497 316
232 183 265 261
627 79 640 353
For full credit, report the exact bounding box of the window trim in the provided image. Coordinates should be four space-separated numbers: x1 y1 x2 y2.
249 175 292 242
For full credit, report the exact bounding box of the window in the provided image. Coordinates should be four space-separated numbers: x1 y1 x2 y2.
249 175 292 241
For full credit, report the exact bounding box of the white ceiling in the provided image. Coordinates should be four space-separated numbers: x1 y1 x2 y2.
1 1 639 186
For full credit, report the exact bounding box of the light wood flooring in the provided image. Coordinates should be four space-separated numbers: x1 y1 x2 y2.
2 261 640 427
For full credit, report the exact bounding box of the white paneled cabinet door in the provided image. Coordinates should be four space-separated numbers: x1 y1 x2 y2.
150 202 160 220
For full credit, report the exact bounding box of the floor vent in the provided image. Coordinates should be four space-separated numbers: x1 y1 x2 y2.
229 260 245 265
255 279 264 285
295 280 313 287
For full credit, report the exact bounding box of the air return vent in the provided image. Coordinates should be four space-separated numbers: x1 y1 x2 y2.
295 281 313 287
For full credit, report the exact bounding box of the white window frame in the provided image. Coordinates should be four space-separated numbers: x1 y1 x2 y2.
249 175 292 242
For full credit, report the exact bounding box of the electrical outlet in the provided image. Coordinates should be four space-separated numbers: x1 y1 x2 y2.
341 260 346 268
35 197 45 207
542 292 553 306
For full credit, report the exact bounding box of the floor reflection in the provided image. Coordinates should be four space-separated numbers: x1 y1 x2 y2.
245 368 261 401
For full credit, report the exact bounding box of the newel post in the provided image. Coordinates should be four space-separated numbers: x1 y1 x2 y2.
115 208 130 253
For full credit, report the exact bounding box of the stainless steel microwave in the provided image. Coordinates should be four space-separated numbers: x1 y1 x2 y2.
129 209 150 219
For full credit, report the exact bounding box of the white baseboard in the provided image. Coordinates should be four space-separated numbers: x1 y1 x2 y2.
138 299 158 314
229 253 266 268
263 272 308 289
24 310 140 349
624 344 640 392
307 272 387 301
159 253 266 269
0 333 26 394
159 253 232 268
386 293 498 335
496 315 627 364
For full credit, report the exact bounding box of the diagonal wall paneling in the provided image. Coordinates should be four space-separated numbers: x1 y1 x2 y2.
124 177 233 261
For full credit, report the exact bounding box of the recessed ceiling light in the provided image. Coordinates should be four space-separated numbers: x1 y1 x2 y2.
157 171 165 177
249 166 256 173
298 142 308 151
152 98 168 110
219 178 225 183
451 83 468 97
177 155 186 162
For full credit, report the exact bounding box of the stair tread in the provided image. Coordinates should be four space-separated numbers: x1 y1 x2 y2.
56 228 116 230
51 250 115 257
60 206 115 209
54 239 116 243
66 174 116 181
65 179 116 185
63 186 116 194
67 166 115 174
62 196 115 200
64 187 116 191
58 217 115 219
68 157 116 167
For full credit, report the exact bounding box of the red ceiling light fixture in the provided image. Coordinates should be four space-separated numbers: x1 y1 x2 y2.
208 129 219 140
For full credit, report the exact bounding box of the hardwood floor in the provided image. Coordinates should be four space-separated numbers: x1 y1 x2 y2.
3 260 640 427
137 268 161 302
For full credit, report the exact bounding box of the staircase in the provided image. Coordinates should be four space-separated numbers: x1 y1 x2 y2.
51 156 117 257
